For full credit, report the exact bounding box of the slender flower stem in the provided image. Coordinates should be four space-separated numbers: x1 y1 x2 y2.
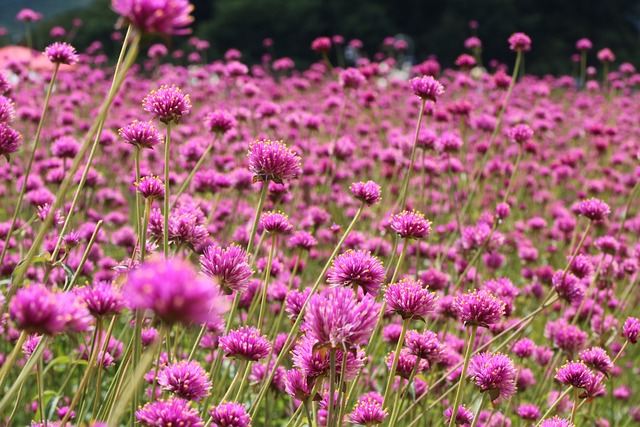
250 203 365 418
382 318 410 409
64 220 103 291
246 182 270 256
447 325 478 427
163 122 173 258
257 235 277 331
328 349 337 427
171 134 219 210
398 99 427 210
36 359 44 425
0 335 50 415
570 387 579 423
0 331 27 391
134 146 143 253
140 198 151 261
534 387 573 427
0 63 60 268
616 179 640 240
579 51 587 90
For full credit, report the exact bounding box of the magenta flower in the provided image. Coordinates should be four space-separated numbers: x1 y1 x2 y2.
385 278 437 321
200 243 253 294
623 317 640 344
124 257 226 325
410 75 445 102
284 369 313 400
16 8 42 22
78 281 125 317
508 32 532 52
327 249 385 295
143 85 192 124
468 352 518 402
219 326 272 361
260 211 293 234
443 405 474 426
112 0 194 35
540 417 575 427
348 396 388 425
44 42 79 65
119 120 163 149
555 361 594 388
339 68 366 90
575 198 610 221
576 38 592 51
516 403 541 420
579 347 613 375
208 402 251 427
453 290 505 328
10 285 67 335
552 271 584 305
508 124 533 144
311 37 332 52
303 286 381 351
390 210 432 240
136 397 203 427
405 329 444 362
157 360 211 401
350 181 382 205
0 122 21 160
597 48 615 63
205 109 237 134
247 139 302 184
136 175 165 199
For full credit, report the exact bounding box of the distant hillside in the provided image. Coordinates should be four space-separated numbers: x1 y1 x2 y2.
0 0 94 39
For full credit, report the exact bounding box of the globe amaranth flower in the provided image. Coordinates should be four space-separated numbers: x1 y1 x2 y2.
555 361 594 388
10 285 87 335
575 198 610 221
291 334 365 381
157 360 211 401
124 256 226 325
284 369 314 400
44 42 79 65
508 124 533 144
540 416 575 427
623 317 640 344
405 329 444 362
260 211 293 234
78 281 126 317
288 230 318 251
579 347 613 375
516 403 541 420
136 175 165 199
508 32 532 52
112 0 194 35
136 397 203 427
348 395 388 426
303 286 380 351
208 402 252 427
552 270 584 305
385 349 429 378
247 139 302 184
390 210 432 239
219 326 272 362
143 85 192 124
327 249 385 295
597 48 615 63
311 36 331 52
16 8 42 22
119 120 163 149
339 67 366 90
576 38 592 51
200 243 253 294
350 181 381 205
0 122 21 160
410 75 445 102
384 278 437 321
468 352 518 402
443 405 474 426
0 95 15 123
453 289 505 328
205 109 237 134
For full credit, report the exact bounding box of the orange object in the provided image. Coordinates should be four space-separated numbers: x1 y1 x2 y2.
0 45 78 72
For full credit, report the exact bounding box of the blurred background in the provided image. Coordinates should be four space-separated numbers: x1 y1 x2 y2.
1 0 639 74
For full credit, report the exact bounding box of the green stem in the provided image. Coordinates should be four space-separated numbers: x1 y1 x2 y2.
135 147 143 256
171 134 219 210
328 349 337 427
534 387 573 427
398 98 427 210
382 318 410 409
163 122 173 258
140 198 151 261
0 331 27 390
246 182 270 256
257 235 277 331
447 325 478 427
0 64 60 268
64 220 103 291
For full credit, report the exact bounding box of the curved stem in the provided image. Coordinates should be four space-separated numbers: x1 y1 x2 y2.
447 325 478 427
0 64 60 268
163 122 173 258
398 99 427 210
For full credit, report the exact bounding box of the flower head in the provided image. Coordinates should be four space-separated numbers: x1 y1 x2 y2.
576 198 610 221
410 75 445 102
468 352 518 402
136 175 165 199
576 38 592 51
453 290 505 328
143 85 192 124
508 32 532 52
219 326 271 362
623 317 640 344
303 286 380 351
327 250 385 295
112 0 194 35
390 210 432 240
508 124 533 144
78 281 126 317
260 211 293 235
350 181 382 205
405 329 444 362
597 48 615 63
0 122 21 160
205 109 237 134
384 278 437 321
208 402 251 427
540 417 575 427
443 405 474 426
555 361 594 388
124 256 226 325
339 68 366 90
247 139 301 184
136 397 203 427
10 285 68 335
348 396 387 425
119 120 163 149
200 244 253 294
157 360 211 401
17 8 42 22
44 42 79 65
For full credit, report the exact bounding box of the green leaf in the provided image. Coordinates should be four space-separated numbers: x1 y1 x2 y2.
11 252 52 285
62 264 75 288
43 356 71 375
